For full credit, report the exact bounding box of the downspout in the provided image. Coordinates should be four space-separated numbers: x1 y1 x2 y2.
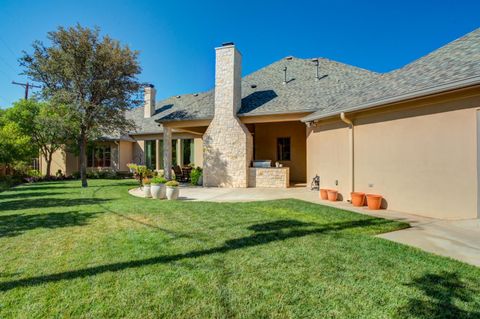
340 112 354 199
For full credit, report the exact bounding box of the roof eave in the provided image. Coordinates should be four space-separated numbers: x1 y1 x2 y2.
301 76 480 123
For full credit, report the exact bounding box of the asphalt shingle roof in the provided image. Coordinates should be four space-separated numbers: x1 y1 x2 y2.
303 28 480 121
129 57 380 128
124 27 480 132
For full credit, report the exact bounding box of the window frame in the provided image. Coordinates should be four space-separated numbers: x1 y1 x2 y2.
276 137 291 161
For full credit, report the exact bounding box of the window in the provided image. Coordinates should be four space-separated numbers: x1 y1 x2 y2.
172 139 178 166
277 137 291 161
87 145 111 167
145 140 156 170
182 139 194 166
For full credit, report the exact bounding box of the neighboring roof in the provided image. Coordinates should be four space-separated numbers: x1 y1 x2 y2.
155 57 380 122
303 28 480 122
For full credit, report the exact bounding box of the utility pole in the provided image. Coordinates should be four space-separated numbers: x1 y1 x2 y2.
12 81 41 100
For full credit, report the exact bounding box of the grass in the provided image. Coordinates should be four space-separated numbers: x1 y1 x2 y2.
0 179 479 318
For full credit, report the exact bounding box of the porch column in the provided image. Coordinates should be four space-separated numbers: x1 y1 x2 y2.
155 139 161 171
163 126 172 179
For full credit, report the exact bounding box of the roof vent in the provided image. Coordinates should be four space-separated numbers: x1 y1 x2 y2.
250 84 257 89
193 93 198 96
312 58 320 80
176 95 181 98
283 66 287 84
222 42 234 46
285 56 293 60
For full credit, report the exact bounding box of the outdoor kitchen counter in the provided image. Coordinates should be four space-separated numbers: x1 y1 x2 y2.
248 167 290 188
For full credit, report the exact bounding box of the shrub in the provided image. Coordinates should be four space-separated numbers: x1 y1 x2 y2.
165 180 179 187
151 176 167 185
190 167 203 185
143 178 151 185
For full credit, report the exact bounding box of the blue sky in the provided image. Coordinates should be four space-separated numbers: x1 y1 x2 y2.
0 0 478 108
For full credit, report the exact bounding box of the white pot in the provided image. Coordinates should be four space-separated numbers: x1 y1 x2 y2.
143 185 151 198
151 184 166 199
166 186 179 200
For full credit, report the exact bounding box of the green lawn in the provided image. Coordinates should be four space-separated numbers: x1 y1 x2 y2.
0 180 479 318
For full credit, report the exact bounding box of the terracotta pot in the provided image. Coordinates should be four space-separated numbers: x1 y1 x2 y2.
351 192 366 207
320 189 329 200
327 190 338 201
366 194 382 210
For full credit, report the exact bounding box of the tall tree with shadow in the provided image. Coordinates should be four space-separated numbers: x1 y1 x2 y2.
20 24 142 187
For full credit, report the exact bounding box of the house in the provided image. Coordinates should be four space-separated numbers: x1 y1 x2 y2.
40 28 480 219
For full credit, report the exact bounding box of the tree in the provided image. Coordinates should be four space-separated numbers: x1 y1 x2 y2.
6 99 70 177
20 25 141 187
0 113 35 173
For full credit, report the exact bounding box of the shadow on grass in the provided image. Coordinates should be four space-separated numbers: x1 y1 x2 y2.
0 211 100 238
0 191 66 200
0 198 111 212
397 272 480 319
0 217 397 292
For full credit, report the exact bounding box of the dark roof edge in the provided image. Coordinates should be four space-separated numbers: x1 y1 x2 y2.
302 75 480 122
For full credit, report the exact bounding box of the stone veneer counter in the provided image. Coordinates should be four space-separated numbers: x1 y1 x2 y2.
248 167 289 188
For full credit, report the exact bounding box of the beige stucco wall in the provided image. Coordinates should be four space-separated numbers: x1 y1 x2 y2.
254 121 307 183
119 141 133 171
307 121 350 200
194 138 203 168
40 149 67 176
307 90 480 219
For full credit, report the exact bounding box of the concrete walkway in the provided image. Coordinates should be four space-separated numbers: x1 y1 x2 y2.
130 186 480 267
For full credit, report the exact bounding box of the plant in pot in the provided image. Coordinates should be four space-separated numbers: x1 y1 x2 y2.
165 180 180 200
190 166 203 186
151 176 167 199
143 178 152 198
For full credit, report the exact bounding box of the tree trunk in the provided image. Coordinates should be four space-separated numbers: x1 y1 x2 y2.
45 152 53 178
79 131 88 187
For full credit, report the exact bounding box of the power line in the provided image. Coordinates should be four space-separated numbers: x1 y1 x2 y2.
11 81 41 100
0 36 17 58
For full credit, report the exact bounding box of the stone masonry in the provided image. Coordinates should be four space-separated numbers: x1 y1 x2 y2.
203 44 253 187
248 168 290 188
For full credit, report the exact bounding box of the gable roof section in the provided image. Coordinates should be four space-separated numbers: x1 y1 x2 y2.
303 28 480 122
151 57 380 123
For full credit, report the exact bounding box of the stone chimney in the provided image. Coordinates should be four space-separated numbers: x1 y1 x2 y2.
144 84 156 118
203 43 253 187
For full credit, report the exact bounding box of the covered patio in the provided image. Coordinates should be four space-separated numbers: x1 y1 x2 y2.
160 113 309 187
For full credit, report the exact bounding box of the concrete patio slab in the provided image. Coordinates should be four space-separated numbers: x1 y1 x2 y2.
129 185 480 267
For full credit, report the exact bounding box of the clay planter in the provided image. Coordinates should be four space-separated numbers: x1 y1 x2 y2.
366 194 383 210
143 185 152 198
351 192 366 207
327 189 338 201
320 189 329 200
150 184 166 199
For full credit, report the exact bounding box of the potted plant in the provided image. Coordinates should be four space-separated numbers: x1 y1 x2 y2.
366 194 383 210
143 178 152 198
190 166 203 186
151 176 167 199
351 192 366 207
319 189 329 200
165 180 180 200
327 189 338 201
